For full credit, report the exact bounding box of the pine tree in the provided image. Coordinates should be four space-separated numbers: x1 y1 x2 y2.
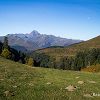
1 37 11 59
3 37 9 49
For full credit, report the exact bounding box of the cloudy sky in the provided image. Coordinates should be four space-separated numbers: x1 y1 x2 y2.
0 0 100 40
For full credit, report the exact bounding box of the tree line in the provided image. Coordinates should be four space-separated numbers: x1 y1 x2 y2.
31 48 100 71
0 37 26 63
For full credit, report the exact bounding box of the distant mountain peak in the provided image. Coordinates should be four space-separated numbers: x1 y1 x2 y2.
0 30 83 52
30 30 40 36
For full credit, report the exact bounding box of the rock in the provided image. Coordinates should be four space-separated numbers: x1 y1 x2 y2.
4 91 10 96
28 83 34 86
88 80 96 84
4 91 15 96
78 81 84 84
0 79 4 81
83 94 93 98
75 77 79 79
13 85 17 88
65 85 76 91
46 82 51 85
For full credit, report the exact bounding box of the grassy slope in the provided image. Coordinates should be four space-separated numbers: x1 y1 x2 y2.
0 57 100 100
35 36 100 60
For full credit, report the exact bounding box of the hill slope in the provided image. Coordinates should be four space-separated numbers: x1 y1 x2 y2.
0 57 100 100
35 36 100 60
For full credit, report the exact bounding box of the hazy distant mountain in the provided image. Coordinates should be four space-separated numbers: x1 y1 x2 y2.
0 30 82 52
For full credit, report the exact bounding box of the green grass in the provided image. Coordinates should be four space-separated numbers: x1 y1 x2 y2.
0 57 100 100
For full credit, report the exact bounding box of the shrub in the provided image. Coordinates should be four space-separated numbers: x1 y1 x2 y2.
1 49 11 59
27 58 34 66
81 64 100 72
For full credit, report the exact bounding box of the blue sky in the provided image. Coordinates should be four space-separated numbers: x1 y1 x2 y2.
0 0 100 40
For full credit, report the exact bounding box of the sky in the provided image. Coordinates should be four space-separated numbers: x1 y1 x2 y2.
0 0 100 40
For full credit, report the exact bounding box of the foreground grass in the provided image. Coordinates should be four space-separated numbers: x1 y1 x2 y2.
0 57 100 100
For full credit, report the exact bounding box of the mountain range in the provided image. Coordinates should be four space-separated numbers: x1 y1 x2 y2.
0 30 82 52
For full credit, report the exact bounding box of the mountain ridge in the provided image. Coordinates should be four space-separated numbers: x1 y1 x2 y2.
0 30 82 52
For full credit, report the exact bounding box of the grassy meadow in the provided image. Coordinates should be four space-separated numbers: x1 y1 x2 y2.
0 57 100 100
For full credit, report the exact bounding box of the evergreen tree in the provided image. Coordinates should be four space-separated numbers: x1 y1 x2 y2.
3 37 9 49
48 57 56 68
1 37 11 59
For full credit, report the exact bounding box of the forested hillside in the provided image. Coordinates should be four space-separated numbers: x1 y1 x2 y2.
31 48 100 71
35 36 100 58
31 36 100 71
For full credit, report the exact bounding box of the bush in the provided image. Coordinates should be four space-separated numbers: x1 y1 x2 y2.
27 58 34 66
1 49 11 59
81 64 100 72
